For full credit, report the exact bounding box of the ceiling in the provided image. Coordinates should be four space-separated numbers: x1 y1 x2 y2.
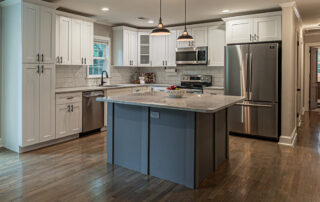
36 0 320 28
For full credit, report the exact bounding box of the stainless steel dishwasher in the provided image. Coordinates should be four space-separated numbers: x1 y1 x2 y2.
82 91 105 133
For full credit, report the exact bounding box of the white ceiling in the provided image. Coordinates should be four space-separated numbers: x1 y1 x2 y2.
37 0 320 28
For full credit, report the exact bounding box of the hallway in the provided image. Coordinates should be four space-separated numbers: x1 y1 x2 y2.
0 112 320 201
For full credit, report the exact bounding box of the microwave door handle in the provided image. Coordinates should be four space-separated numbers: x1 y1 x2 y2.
196 50 199 63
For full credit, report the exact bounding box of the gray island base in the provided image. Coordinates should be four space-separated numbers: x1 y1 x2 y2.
97 92 244 189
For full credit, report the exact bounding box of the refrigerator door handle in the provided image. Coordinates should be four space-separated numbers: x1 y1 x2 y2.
236 103 273 108
249 53 253 100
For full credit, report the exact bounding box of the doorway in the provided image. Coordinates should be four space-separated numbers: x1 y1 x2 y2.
309 47 320 110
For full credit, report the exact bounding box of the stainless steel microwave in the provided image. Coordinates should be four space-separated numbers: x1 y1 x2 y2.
176 47 208 65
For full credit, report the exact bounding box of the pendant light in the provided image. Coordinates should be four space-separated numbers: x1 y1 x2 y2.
151 0 170 36
177 0 194 41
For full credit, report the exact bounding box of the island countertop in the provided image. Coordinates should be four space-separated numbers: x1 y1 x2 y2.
97 92 245 113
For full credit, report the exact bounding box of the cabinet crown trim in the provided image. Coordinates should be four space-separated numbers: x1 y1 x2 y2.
223 11 282 22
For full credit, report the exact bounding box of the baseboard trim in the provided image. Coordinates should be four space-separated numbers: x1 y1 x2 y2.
19 134 79 153
278 128 297 146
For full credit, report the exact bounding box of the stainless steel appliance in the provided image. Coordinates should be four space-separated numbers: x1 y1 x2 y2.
225 43 280 140
176 47 208 65
82 91 105 133
178 75 212 94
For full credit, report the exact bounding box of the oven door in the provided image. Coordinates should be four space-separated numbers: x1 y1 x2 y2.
176 48 197 64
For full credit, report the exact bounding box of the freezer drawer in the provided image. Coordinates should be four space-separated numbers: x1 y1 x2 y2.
228 102 278 139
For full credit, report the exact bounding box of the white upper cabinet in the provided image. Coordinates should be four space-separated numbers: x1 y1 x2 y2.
253 16 282 42
39 7 56 64
56 16 93 66
57 16 72 65
138 32 151 66
151 35 166 67
150 30 176 67
165 30 177 67
112 27 138 66
208 26 226 67
23 3 55 64
82 21 94 66
226 19 253 44
225 12 282 44
71 19 83 65
23 3 40 64
192 27 208 47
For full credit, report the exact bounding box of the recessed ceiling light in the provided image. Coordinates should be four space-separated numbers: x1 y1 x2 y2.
101 7 110 12
222 9 230 13
148 20 154 24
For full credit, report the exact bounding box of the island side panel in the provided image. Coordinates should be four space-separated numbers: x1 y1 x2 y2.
106 103 114 164
214 109 228 170
195 112 214 188
149 108 196 189
113 104 149 174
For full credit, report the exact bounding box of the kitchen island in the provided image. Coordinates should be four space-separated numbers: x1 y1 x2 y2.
97 92 244 189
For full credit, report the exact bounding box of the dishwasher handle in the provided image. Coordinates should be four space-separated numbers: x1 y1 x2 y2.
83 94 104 98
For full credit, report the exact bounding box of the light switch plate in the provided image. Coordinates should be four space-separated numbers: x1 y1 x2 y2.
150 111 160 119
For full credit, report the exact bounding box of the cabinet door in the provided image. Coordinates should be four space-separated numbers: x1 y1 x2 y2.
226 19 253 44
71 19 83 65
59 16 72 65
138 33 151 66
23 3 40 64
151 36 166 66
56 104 69 138
254 16 282 42
123 30 130 66
22 64 40 146
56 16 60 64
39 7 56 64
192 27 208 47
69 103 82 134
82 21 94 65
39 64 55 142
208 27 226 66
176 29 193 48
129 31 138 66
166 30 177 67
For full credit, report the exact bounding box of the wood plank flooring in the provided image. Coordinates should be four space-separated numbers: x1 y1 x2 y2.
1 112 320 201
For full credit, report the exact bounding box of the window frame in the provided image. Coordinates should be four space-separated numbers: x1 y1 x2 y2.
87 36 111 79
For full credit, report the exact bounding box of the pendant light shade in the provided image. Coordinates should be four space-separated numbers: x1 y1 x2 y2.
151 0 170 36
177 0 193 41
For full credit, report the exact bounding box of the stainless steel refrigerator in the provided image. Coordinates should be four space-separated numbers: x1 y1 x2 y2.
225 43 280 140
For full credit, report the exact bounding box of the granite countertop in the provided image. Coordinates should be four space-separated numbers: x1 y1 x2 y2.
203 86 225 90
97 92 245 113
55 84 171 94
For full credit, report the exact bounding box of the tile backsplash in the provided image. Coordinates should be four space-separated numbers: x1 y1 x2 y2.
56 65 137 88
56 65 224 88
137 65 225 87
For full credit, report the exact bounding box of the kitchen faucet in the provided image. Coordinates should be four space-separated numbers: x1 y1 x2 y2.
100 70 109 86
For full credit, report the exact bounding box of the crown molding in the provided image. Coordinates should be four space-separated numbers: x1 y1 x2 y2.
280 2 296 8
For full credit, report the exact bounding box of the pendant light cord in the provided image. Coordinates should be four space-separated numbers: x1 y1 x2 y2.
160 0 162 22
184 0 187 31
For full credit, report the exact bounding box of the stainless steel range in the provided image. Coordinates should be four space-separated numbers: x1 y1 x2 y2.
178 75 212 94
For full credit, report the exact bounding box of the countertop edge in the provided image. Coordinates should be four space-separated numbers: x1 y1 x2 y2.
96 96 245 113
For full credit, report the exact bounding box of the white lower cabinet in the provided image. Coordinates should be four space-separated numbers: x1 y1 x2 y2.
56 93 82 138
22 64 55 147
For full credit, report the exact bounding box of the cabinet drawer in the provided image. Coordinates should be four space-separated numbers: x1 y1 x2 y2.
107 88 132 96
56 92 82 104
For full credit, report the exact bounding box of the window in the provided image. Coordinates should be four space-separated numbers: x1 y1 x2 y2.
88 36 110 78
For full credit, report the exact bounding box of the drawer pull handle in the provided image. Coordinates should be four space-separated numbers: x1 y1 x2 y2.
67 97 74 100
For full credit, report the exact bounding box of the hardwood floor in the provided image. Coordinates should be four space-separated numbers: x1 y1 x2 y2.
1 112 320 201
